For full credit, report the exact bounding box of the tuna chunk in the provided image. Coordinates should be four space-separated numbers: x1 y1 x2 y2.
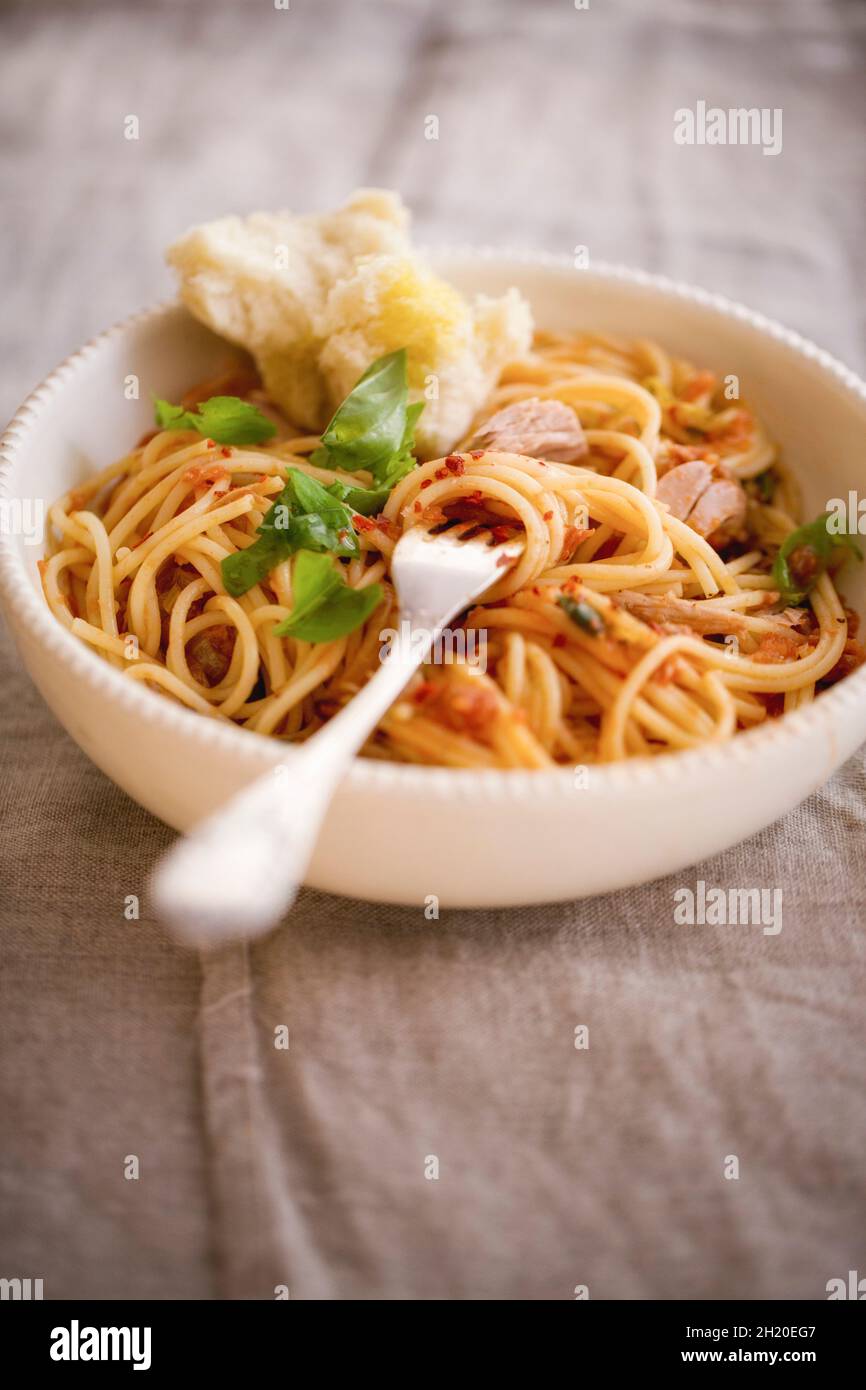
655 458 746 548
656 460 714 521
614 591 749 635
614 590 807 645
687 478 747 544
469 398 587 463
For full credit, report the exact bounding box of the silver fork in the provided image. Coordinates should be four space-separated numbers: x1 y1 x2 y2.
150 524 523 944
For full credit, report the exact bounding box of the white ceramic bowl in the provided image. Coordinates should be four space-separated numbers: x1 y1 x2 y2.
2 252 866 907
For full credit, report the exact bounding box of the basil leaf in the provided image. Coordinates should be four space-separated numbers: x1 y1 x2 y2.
772 512 862 605
317 349 424 486
324 400 424 515
217 346 426 598
395 400 425 466
155 399 195 431
380 399 425 488
320 350 410 476
154 394 276 445
755 469 776 503
283 511 353 554
273 551 384 642
325 480 391 516
309 445 413 509
196 396 277 445
221 531 292 598
558 595 606 636
221 467 358 598
286 468 357 543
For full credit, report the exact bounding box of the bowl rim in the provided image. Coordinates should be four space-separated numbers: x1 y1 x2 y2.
2 248 866 803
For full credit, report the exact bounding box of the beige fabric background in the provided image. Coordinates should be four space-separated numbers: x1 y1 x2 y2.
1 0 865 1300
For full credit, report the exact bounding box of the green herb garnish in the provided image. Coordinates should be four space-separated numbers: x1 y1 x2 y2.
558 595 606 636
273 550 383 643
154 395 276 446
316 350 415 476
323 480 392 517
321 417 419 515
772 512 862 605
311 350 423 490
220 351 423 597
755 469 776 503
221 468 359 598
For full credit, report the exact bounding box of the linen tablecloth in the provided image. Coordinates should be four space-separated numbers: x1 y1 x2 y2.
1 0 865 1299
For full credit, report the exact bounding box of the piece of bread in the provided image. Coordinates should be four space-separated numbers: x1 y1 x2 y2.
318 256 533 457
167 190 534 454
167 189 411 428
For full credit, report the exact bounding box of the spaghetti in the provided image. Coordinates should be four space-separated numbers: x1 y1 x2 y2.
42 332 860 768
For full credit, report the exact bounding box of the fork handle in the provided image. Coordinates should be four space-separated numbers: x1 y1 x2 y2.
150 610 449 944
